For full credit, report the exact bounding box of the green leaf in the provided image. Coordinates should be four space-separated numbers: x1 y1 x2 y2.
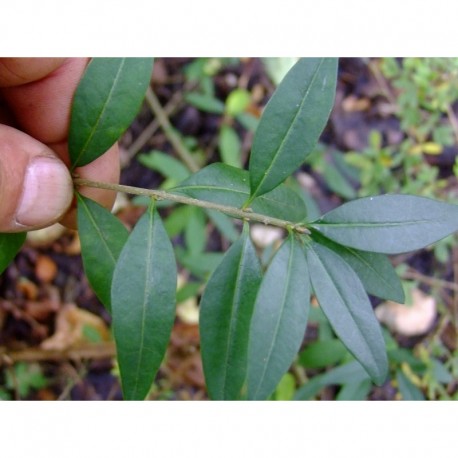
236 112 259 132
311 195 458 254
69 57 154 168
164 206 194 238
305 241 388 385
77 194 129 312
432 358 453 384
273 373 296 400
311 230 405 303
336 378 372 400
248 58 338 200
175 248 224 279
298 339 348 369
225 89 251 117
205 209 240 243
0 232 26 275
396 370 425 400
172 163 307 222
218 125 242 168
388 348 426 372
200 228 262 400
111 201 176 400
247 236 310 400
185 208 207 256
184 92 225 114
176 281 201 304
138 150 190 182
293 360 370 400
322 162 357 200
6 363 47 398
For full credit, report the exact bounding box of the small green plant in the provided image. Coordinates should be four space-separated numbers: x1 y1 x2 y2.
1 58 457 400
1 362 48 399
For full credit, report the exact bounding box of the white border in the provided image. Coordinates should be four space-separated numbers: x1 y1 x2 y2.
0 402 456 456
1 0 455 56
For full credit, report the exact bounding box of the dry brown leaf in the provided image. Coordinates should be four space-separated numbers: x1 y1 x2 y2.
40 303 110 351
375 288 436 336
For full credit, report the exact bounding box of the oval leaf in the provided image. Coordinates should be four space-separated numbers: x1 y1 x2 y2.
173 163 307 222
0 232 26 275
336 379 373 400
111 201 176 400
310 230 405 303
69 57 154 168
77 194 129 312
305 241 388 385
200 228 262 400
138 150 190 182
249 58 338 200
247 236 310 400
312 195 458 254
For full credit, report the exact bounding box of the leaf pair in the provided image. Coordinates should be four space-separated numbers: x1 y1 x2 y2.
77 195 176 400
200 230 310 400
71 58 172 399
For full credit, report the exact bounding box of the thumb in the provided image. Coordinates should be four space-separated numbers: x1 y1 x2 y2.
0 125 73 232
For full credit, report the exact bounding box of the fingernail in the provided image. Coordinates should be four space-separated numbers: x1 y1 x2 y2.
16 156 73 228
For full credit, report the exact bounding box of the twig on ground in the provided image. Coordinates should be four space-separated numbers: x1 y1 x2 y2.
126 84 195 162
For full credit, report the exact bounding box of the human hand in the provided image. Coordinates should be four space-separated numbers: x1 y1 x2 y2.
0 58 119 232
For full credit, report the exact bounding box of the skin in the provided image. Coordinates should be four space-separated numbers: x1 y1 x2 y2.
0 58 119 232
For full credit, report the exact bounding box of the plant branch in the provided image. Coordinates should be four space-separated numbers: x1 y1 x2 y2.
74 178 310 234
145 87 200 173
